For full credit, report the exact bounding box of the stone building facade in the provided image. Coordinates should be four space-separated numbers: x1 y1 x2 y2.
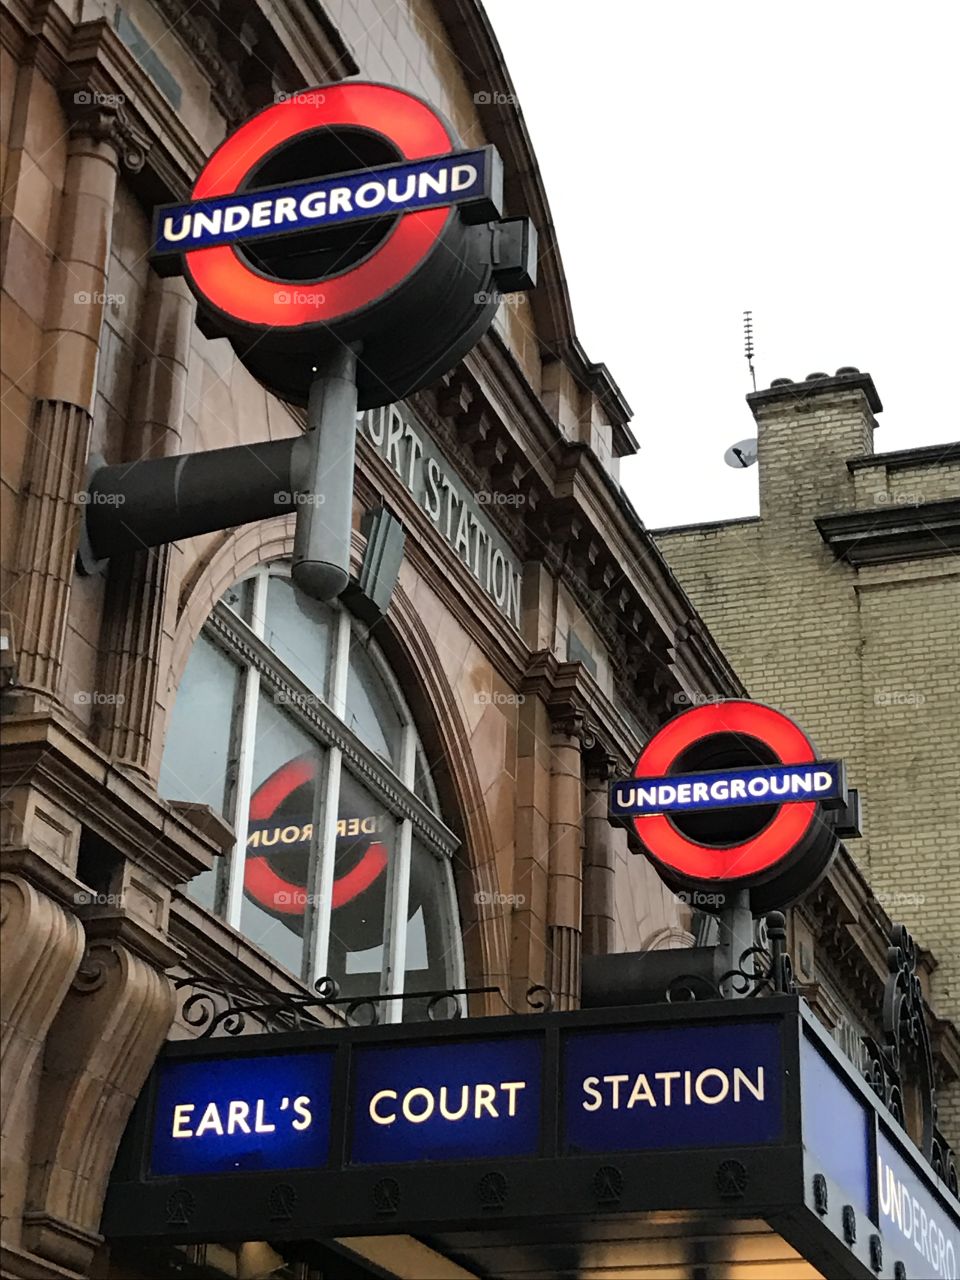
1 0 957 1277
655 370 960 1137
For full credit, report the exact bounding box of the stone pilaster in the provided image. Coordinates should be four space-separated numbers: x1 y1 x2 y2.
0 877 85 1253
97 275 195 778
10 117 122 703
546 713 584 1010
23 926 177 1274
582 750 619 957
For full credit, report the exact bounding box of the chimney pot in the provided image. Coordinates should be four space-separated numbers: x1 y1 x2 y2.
805 372 830 381
836 366 860 375
770 377 794 387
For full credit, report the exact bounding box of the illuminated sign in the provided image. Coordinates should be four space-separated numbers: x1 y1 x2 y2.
350 1036 543 1165
153 148 500 256
151 80 536 407
800 1033 871 1219
609 761 845 817
878 1131 960 1280
611 700 855 911
108 1000 960 1279
150 1050 334 1176
563 1021 782 1154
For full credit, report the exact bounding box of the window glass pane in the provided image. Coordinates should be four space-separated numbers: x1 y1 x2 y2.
219 576 253 621
414 747 439 812
159 634 242 912
345 639 403 768
402 839 460 1022
325 769 396 1000
240 692 322 976
263 573 332 700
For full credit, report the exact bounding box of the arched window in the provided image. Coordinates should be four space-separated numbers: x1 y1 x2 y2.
160 563 464 1020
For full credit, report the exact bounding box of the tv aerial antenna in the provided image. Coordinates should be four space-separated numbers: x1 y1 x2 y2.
723 311 759 469
743 309 757 392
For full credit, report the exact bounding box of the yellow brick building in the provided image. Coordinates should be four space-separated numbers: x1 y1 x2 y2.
655 368 960 1134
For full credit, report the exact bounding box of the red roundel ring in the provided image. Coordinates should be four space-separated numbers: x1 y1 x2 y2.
632 700 818 884
186 82 454 330
244 756 387 916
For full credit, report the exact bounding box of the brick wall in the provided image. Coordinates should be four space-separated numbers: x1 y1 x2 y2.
655 371 960 1137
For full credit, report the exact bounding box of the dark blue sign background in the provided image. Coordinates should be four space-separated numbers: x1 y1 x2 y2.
350 1036 542 1166
153 149 493 256
563 1021 782 1154
151 1051 334 1176
609 761 844 817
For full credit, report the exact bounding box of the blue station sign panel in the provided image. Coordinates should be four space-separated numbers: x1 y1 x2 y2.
878 1129 960 1280
800 1033 872 1219
150 1049 335 1177
562 1021 783 1154
349 1035 543 1165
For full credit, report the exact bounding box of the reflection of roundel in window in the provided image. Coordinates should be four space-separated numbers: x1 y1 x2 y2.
243 754 424 949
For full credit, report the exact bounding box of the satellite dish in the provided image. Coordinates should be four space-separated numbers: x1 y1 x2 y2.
724 437 758 469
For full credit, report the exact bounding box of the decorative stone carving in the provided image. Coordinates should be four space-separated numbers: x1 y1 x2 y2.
23 937 176 1272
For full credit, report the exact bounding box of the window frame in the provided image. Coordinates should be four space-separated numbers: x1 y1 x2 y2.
191 563 464 1020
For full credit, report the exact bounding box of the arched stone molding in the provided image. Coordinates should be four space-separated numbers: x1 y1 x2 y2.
23 938 175 1274
385 581 511 1015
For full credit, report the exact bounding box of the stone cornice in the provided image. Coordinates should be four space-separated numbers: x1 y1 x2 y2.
816 498 960 565
797 846 959 1091
432 0 633 433
0 710 217 889
519 650 649 768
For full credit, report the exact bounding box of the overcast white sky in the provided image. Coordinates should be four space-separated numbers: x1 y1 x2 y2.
484 0 959 528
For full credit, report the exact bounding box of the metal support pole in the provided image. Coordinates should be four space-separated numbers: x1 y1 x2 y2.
291 346 359 602
716 888 755 997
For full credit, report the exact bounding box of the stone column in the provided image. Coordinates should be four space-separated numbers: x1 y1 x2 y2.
97 274 195 778
582 750 619 957
546 713 584 1010
10 110 127 703
22 923 177 1275
0 876 85 1255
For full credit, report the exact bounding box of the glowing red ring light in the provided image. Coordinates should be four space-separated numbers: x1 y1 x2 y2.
185 82 454 330
244 755 387 915
632 700 818 884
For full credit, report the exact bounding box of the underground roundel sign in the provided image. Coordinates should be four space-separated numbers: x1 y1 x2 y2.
151 82 536 407
243 753 426 949
609 700 855 912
